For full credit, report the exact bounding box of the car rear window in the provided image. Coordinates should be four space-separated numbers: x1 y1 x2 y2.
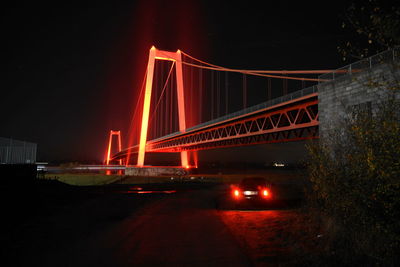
240 177 267 186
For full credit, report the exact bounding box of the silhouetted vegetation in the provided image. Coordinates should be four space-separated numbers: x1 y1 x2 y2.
306 87 400 264
338 0 400 61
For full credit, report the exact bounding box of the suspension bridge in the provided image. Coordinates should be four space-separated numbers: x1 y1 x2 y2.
104 46 398 169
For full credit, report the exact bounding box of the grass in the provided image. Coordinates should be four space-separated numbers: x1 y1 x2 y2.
44 173 123 186
118 170 306 185
216 171 307 185
42 168 307 188
117 174 223 184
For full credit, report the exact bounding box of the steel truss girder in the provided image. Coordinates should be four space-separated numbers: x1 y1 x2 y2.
147 98 319 152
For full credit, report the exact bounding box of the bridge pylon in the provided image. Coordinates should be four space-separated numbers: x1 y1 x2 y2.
137 46 188 168
106 130 122 165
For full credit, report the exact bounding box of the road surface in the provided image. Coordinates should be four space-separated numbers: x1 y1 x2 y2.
40 186 253 267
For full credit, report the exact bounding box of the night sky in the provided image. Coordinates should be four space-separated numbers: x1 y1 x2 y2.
2 0 350 163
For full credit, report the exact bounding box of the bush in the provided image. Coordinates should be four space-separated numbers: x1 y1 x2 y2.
307 94 400 265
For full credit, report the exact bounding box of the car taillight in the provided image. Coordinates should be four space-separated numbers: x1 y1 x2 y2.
233 189 240 197
262 189 269 197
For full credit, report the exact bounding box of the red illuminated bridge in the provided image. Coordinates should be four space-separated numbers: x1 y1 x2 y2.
106 46 332 168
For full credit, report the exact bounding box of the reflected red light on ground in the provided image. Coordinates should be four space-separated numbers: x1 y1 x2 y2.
105 169 123 175
127 190 176 194
193 151 198 168
219 210 302 261
130 186 143 191
138 190 176 194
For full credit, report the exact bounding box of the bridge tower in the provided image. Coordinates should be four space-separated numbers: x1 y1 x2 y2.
106 130 122 165
137 46 189 168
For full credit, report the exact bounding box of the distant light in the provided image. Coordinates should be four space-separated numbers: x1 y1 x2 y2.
131 190 176 194
273 162 285 167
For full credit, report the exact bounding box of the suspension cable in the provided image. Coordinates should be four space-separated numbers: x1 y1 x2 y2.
180 50 338 74
127 69 147 141
181 61 327 82
180 50 342 82
126 68 147 165
148 61 176 127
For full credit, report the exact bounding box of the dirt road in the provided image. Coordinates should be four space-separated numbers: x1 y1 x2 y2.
67 188 252 266
4 182 306 266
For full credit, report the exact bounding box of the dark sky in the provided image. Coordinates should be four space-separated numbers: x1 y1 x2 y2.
2 0 350 163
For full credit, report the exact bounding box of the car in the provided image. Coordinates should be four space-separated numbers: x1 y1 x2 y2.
231 177 272 208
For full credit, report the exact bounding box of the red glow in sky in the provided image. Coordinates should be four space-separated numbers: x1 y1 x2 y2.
121 0 208 165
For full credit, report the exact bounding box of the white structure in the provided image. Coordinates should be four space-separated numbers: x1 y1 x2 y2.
0 137 37 164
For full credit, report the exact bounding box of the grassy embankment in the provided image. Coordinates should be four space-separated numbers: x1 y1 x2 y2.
44 168 307 186
44 173 122 186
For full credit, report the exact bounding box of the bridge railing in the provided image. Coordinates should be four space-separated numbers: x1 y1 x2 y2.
319 46 400 82
186 85 319 132
148 85 318 143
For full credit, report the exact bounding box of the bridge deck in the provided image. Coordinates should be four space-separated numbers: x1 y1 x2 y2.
112 86 318 161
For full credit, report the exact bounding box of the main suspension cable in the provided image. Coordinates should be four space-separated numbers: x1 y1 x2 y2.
180 50 340 82
181 61 327 82
180 50 337 74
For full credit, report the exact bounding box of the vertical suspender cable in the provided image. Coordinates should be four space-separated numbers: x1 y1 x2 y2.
283 74 288 95
225 71 228 115
267 77 271 100
152 62 157 140
158 61 162 138
190 58 193 127
211 71 214 120
199 67 203 124
168 63 172 133
217 71 220 118
164 62 168 136
160 62 169 136
168 61 172 134
243 73 247 109
148 61 175 136
170 64 174 132
163 61 167 136
158 62 161 137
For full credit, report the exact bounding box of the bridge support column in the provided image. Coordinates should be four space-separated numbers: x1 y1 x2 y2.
106 130 122 165
137 47 156 167
137 46 188 168
175 50 189 168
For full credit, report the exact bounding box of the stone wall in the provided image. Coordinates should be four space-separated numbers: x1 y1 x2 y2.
126 166 188 176
318 60 400 138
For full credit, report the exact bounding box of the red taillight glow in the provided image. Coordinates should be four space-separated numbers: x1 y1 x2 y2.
234 189 240 197
262 189 269 197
